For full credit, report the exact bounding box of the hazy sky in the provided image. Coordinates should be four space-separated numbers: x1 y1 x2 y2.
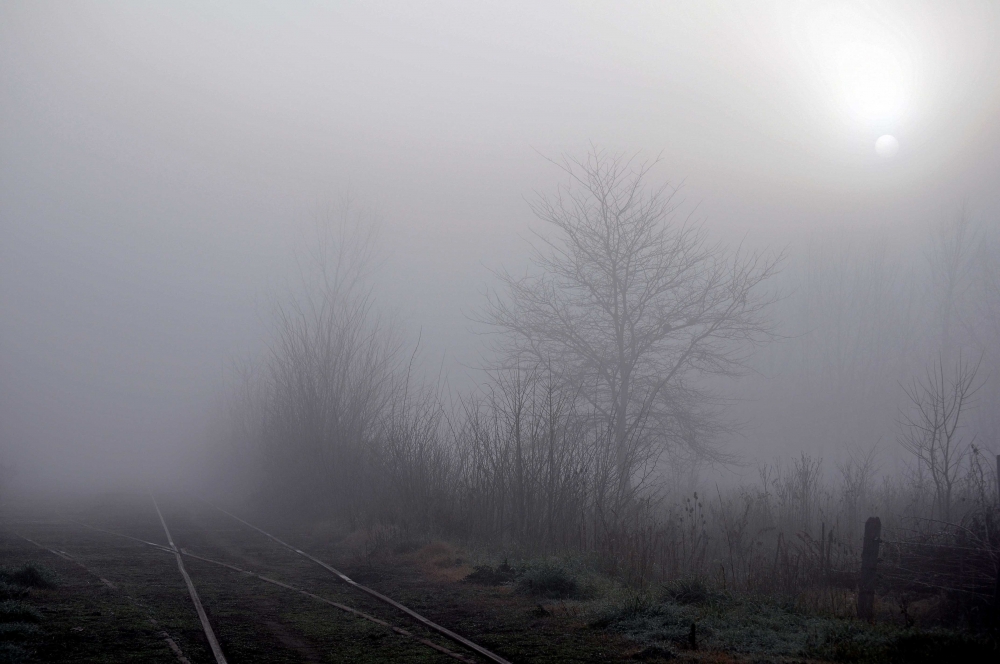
3 1 1000 488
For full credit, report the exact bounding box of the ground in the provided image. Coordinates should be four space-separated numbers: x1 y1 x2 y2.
0 494 994 663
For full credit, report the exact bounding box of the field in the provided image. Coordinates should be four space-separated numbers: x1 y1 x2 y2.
0 493 995 663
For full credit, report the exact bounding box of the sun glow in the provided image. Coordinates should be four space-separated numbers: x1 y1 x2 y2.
800 3 919 143
834 42 908 125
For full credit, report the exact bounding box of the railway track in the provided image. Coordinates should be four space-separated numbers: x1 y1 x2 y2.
10 496 511 664
15 531 193 664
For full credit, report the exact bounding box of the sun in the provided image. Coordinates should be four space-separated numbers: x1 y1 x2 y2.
875 134 899 158
800 4 917 158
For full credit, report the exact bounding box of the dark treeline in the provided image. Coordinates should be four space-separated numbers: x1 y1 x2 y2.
217 149 1000 609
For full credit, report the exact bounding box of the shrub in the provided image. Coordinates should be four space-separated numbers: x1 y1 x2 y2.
516 560 582 599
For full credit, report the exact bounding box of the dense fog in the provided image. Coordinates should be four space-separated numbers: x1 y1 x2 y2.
3 1 1000 500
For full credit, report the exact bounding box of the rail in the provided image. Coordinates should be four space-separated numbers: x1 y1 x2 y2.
72 517 481 662
152 495 229 664
210 504 513 664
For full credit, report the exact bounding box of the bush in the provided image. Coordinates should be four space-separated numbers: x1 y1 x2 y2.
516 560 583 599
0 586 26 603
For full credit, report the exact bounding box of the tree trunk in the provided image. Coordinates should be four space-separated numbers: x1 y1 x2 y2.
615 374 631 499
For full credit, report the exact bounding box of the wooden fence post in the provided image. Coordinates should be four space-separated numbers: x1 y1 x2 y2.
857 516 881 622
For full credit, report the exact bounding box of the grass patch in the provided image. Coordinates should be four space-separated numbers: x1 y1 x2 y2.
0 642 28 664
0 563 57 590
0 562 56 664
0 623 39 641
595 591 998 663
0 603 41 625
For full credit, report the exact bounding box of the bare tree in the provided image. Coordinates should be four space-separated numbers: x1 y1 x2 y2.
483 148 780 498
232 202 408 520
898 355 982 522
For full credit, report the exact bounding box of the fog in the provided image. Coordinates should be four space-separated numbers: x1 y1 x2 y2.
3 0 1000 495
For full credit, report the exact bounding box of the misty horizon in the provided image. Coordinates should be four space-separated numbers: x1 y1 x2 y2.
3 2 1000 492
